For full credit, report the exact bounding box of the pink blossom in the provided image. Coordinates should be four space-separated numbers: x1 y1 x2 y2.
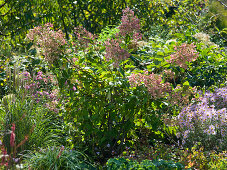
128 71 171 99
25 85 30 89
11 123 15 132
104 39 130 67
167 43 198 69
74 26 96 49
118 7 142 41
1 148 8 166
27 23 66 64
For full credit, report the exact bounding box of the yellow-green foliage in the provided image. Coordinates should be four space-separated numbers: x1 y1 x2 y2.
208 0 227 30
208 151 227 169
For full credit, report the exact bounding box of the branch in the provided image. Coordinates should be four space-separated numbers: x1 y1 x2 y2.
217 0 227 9
0 0 8 9
0 1 17 17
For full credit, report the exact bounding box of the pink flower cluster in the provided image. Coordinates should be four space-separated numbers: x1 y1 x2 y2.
167 43 198 69
74 26 96 49
128 71 171 99
118 7 142 41
27 23 66 64
104 8 143 67
105 39 130 67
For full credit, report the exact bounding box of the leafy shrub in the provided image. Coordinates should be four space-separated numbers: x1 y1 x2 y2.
24 6 217 163
106 157 184 170
176 87 227 151
180 143 209 169
120 142 180 163
178 144 226 170
23 146 94 170
25 8 172 163
186 36 227 88
22 4 226 165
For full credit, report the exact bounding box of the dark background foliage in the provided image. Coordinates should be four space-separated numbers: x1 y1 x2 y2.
1 0 226 52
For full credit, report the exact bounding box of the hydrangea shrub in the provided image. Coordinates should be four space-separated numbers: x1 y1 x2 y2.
27 23 66 64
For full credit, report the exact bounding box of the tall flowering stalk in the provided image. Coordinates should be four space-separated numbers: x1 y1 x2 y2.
10 124 15 148
27 23 66 64
167 43 198 69
104 8 142 67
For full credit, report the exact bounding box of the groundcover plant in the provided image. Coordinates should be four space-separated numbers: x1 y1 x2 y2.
0 0 226 169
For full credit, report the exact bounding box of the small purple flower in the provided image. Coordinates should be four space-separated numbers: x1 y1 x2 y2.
25 85 30 89
23 71 30 77
13 158 19 163
208 125 216 135
36 75 43 80
73 86 76 91
125 146 130 150
37 91 43 96
183 130 190 139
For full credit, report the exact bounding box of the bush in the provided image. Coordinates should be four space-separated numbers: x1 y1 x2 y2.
176 86 227 151
25 8 177 163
